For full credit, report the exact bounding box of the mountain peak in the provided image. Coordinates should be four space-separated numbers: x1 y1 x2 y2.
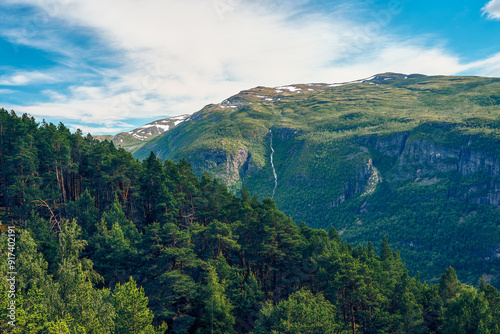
94 114 191 152
127 114 191 141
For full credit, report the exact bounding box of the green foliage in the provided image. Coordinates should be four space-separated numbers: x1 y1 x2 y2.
1 107 500 333
129 76 500 289
112 277 155 334
197 264 236 334
253 288 340 334
441 286 496 334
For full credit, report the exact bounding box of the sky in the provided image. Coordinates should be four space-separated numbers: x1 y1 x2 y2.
1 0 500 134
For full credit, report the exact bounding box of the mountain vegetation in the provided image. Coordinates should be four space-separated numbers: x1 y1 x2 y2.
0 107 499 333
132 73 500 287
94 115 190 153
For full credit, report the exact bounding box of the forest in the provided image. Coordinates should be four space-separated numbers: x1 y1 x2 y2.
1 107 499 333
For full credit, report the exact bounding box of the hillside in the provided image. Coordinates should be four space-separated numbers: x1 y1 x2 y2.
1 106 499 333
134 73 500 285
94 114 190 152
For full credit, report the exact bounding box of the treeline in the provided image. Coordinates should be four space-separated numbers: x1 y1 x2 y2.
1 109 499 333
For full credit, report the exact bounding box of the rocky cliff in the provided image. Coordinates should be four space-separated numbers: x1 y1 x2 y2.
363 125 500 206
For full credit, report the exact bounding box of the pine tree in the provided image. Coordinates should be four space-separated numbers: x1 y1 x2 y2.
253 288 340 334
112 277 155 334
26 213 58 274
210 254 264 332
51 220 114 333
68 189 98 238
421 286 444 333
193 220 240 260
198 264 236 334
439 266 460 304
90 196 139 285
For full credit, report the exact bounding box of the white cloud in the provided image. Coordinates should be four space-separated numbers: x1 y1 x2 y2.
316 45 466 83
0 70 60 85
41 89 67 101
482 0 500 20
66 124 132 135
3 0 500 133
461 52 500 77
0 89 17 94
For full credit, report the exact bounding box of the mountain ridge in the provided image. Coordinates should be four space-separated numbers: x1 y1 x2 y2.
129 72 500 285
94 114 190 152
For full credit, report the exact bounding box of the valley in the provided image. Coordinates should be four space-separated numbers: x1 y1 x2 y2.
126 73 500 285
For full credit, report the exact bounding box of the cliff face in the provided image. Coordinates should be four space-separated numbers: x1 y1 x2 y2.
188 147 250 189
367 130 500 205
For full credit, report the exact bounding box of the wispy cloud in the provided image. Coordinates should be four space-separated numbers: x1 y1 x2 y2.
2 0 500 133
0 89 17 94
482 0 500 20
65 123 134 135
0 70 63 85
462 52 500 77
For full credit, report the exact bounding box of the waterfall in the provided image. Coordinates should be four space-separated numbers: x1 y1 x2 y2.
269 129 278 198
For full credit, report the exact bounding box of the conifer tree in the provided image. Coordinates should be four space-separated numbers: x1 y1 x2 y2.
112 277 156 334
439 266 460 304
198 264 236 334
68 189 98 238
253 288 339 334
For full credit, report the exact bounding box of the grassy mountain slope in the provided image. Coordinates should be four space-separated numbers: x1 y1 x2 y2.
134 73 500 285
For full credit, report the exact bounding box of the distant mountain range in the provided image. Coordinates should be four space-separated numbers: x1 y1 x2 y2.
104 73 500 285
94 114 190 152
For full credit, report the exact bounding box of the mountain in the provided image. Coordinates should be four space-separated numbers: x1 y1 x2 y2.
94 114 190 152
3 104 499 332
133 73 500 285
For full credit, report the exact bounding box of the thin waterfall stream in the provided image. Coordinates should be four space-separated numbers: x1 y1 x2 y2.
269 129 278 198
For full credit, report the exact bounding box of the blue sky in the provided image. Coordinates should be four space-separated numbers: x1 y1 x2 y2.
1 0 500 134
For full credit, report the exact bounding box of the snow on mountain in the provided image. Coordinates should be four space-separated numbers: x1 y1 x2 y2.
128 114 190 141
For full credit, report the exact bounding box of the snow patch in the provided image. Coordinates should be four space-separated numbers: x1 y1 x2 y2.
132 134 148 140
156 124 170 131
169 115 188 120
275 85 301 92
127 115 189 140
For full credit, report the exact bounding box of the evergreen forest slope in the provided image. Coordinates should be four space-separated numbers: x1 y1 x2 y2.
0 107 499 333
